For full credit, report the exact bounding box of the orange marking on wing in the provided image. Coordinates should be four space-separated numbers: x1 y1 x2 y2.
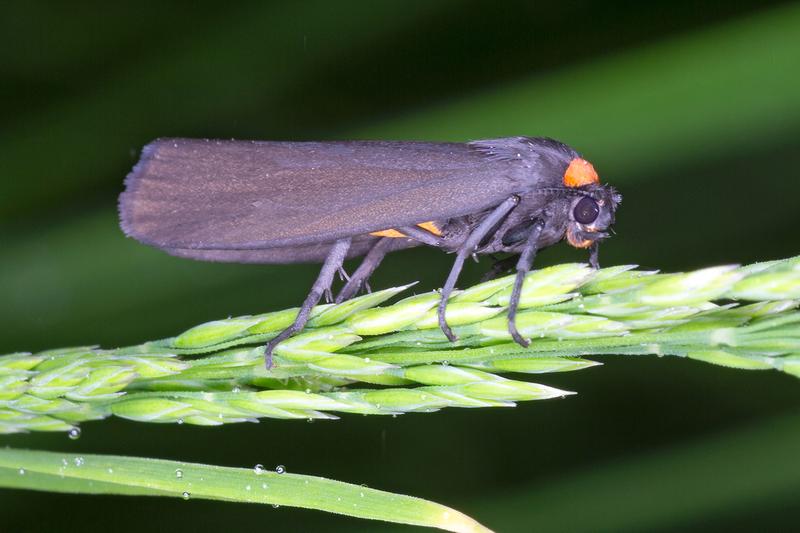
418 221 442 236
564 158 599 188
370 228 407 238
370 221 441 239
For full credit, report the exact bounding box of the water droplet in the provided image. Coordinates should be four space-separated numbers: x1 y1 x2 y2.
182 491 191 500
261 482 268 489
306 418 314 423
391 414 398 419
232 386 241 393
272 504 280 509
360 491 365 498
245 484 252 491
364 357 371 363
442 361 449 366
175 469 183 479
304 388 311 394
18 468 25 475
74 457 84 467
177 418 184 425
61 458 69 467
275 465 286 474
254 464 265 475
67 427 81 440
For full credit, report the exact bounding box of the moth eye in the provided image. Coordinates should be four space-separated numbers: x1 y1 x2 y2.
573 197 599 225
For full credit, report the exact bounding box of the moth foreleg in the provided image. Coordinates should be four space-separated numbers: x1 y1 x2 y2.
589 242 600 270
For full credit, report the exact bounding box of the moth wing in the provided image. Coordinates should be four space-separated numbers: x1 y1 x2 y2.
163 235 420 264
119 139 520 258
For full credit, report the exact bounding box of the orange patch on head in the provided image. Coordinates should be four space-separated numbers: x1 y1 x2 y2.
564 158 599 188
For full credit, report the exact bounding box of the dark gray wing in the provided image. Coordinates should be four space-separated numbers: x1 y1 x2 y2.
163 235 419 264
119 138 526 255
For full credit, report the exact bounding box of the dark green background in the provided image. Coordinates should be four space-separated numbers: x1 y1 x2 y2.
1 2 799 531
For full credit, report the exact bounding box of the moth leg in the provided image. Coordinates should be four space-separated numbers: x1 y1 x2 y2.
589 242 600 270
507 219 545 347
323 287 334 304
264 238 352 368
335 237 393 303
438 196 520 342
395 225 443 247
480 255 518 282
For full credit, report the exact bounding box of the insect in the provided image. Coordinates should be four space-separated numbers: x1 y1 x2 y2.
119 136 621 367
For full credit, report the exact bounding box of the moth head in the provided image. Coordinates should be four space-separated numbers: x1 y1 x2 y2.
564 184 622 249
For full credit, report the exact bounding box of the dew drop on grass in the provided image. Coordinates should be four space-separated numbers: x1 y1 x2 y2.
175 469 184 479
67 427 81 440
272 504 280 509
107 468 114 474
254 464 265 475
261 482 268 489
275 465 286 474
18 468 25 475
177 419 184 425
304 388 311 394
364 357 371 363
182 491 191 500
245 484 252 491
74 457 84 467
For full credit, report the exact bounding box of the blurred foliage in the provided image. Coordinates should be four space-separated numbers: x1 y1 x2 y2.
0 1 798 531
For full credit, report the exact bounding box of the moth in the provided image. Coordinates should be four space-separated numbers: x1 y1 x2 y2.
119 136 621 366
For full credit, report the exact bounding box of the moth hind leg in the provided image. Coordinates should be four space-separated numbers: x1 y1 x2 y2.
335 226 442 304
264 238 352 369
334 237 393 303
